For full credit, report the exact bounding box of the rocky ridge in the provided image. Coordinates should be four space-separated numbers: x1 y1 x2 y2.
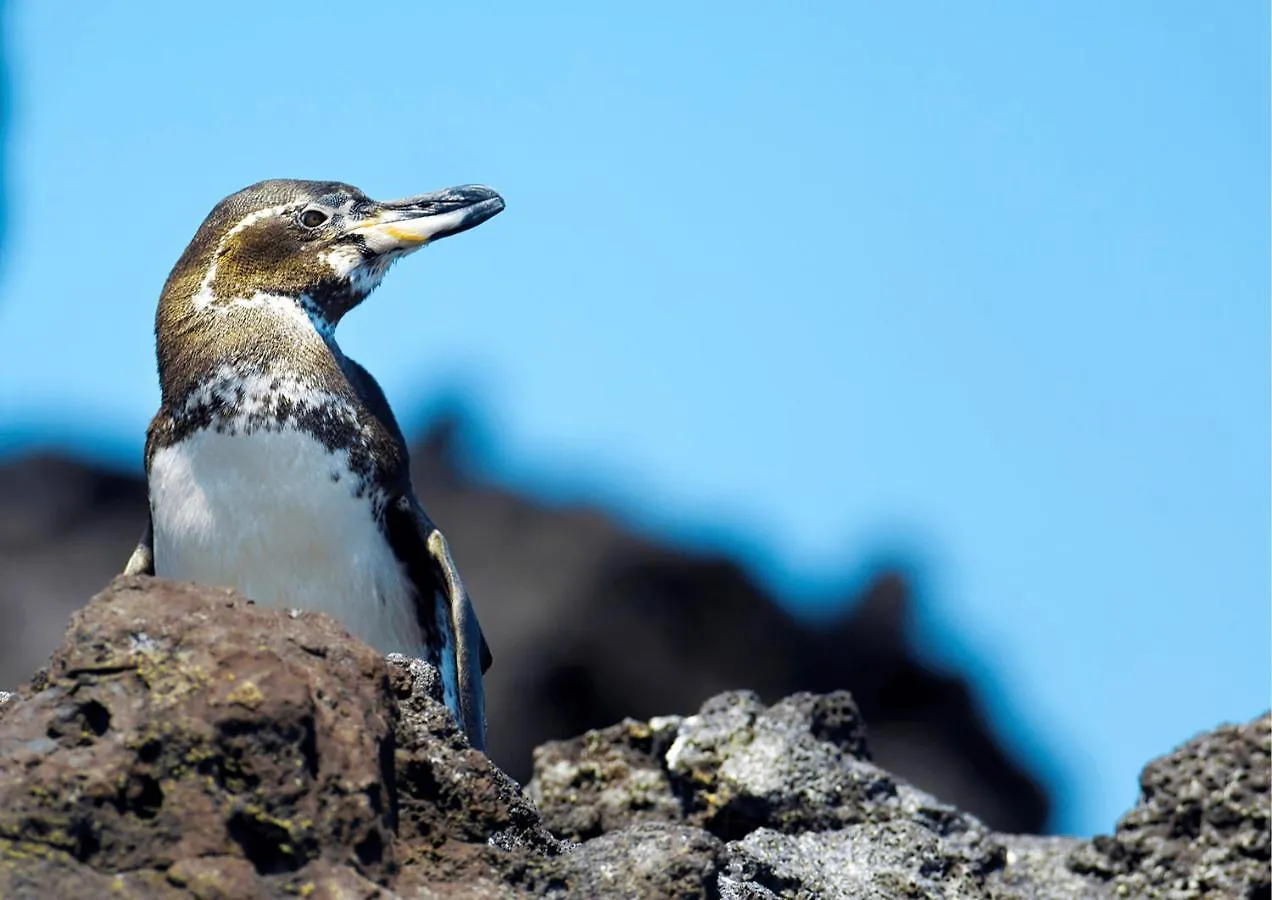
0 577 1266 899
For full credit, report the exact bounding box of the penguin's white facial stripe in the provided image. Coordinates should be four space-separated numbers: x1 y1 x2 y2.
192 204 293 311
318 245 365 279
226 204 293 240
191 286 332 338
193 196 376 328
317 246 395 301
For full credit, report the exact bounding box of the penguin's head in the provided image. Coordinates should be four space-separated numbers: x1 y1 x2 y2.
162 178 504 332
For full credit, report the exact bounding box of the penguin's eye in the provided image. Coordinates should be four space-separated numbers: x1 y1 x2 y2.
299 208 329 229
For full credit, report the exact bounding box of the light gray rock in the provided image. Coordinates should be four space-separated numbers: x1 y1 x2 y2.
719 821 1004 900
530 690 1270 899
995 835 1110 900
542 823 723 899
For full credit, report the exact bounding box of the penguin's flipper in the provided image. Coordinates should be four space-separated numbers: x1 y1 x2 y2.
123 514 155 576
384 493 489 751
426 524 490 740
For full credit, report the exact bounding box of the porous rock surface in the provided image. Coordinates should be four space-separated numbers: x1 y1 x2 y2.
1068 712 1271 899
0 577 1266 899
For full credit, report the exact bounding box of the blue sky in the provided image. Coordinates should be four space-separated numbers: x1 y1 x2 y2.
0 2 1267 834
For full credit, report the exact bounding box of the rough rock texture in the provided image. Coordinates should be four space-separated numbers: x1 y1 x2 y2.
0 422 1048 832
0 577 561 898
529 692 1018 898
1069 713 1271 899
530 692 1270 900
0 577 1265 899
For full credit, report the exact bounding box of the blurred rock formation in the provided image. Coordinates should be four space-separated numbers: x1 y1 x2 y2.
0 411 1048 832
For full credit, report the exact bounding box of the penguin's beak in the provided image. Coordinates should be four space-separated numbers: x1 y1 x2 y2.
352 185 505 254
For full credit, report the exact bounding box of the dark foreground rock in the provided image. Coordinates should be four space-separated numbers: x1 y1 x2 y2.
0 578 1266 899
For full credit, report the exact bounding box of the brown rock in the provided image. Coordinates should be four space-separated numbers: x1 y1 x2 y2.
0 576 562 898
0 577 396 880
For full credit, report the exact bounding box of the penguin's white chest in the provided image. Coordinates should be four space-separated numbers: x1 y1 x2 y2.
149 426 427 657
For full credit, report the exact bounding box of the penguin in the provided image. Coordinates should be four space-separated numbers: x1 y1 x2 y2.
123 179 503 749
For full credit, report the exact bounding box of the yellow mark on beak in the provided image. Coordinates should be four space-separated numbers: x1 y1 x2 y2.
382 223 430 246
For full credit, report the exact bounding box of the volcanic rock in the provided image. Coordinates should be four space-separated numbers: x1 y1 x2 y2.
0 577 1266 899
